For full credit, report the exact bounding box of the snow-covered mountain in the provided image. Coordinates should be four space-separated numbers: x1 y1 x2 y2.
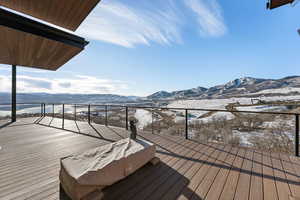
148 91 174 99
148 76 300 100
148 87 208 99
2 76 300 103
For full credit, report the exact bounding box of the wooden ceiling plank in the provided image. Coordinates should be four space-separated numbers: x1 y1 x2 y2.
0 5 89 71
0 0 101 31
0 25 83 70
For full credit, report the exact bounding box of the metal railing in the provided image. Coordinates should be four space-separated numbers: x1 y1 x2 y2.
0 102 299 157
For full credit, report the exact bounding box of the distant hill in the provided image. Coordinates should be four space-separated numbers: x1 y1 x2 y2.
0 93 141 104
147 76 300 100
2 76 300 103
148 87 208 99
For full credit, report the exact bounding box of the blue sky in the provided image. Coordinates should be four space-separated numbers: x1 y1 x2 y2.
1 0 300 96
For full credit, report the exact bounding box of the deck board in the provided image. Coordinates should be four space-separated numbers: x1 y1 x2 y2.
159 143 217 200
271 153 292 200
280 154 300 198
0 117 300 200
262 151 279 200
218 147 246 200
234 149 254 200
205 147 239 200
249 150 264 200
139 141 205 200
190 145 232 200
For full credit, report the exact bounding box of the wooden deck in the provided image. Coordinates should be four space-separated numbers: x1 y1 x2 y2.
0 117 300 200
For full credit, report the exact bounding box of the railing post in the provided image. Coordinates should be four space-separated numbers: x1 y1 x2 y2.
152 109 154 134
62 104 65 129
125 107 128 130
296 114 299 157
74 104 77 121
185 109 188 140
105 105 108 126
88 104 91 124
43 103 46 116
52 104 54 118
41 103 43 117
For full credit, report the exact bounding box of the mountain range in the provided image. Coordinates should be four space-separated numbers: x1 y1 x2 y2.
1 76 300 103
147 76 300 100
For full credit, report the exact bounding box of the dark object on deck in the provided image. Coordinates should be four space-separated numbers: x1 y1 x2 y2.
267 0 294 9
130 120 137 140
150 157 161 165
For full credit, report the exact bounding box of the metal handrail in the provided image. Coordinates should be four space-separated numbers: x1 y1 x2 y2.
0 102 299 156
1 102 297 115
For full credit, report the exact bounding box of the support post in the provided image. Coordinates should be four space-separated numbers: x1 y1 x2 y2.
41 103 43 117
88 105 91 124
185 109 188 140
74 104 77 121
52 104 54 118
296 114 299 157
43 103 46 116
152 109 154 134
105 105 108 126
11 65 16 122
125 107 128 130
62 104 65 129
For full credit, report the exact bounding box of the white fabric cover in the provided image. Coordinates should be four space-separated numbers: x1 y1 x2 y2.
61 138 155 187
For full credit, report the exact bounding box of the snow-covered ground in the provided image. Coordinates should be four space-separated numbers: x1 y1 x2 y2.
167 97 297 147
168 98 248 117
168 98 250 109
193 112 235 123
134 109 152 129
233 130 260 146
251 87 300 95
168 95 300 114
236 105 287 112
0 104 91 117
0 105 42 116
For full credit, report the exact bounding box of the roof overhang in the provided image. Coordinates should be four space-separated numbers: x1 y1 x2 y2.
0 8 89 71
0 0 101 31
267 0 294 9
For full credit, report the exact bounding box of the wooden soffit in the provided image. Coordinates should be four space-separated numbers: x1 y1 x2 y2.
0 8 89 71
0 0 101 31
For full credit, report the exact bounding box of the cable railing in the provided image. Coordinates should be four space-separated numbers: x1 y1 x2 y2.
0 102 299 157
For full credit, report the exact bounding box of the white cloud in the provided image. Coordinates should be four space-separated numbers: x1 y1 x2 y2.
77 0 183 48
0 75 131 95
76 0 227 48
1 1 227 49
184 0 227 37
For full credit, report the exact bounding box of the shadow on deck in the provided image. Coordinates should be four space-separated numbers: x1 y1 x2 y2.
0 117 300 200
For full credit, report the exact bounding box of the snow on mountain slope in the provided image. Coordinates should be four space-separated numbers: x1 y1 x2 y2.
251 87 300 95
167 98 250 117
168 95 300 115
147 76 300 100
